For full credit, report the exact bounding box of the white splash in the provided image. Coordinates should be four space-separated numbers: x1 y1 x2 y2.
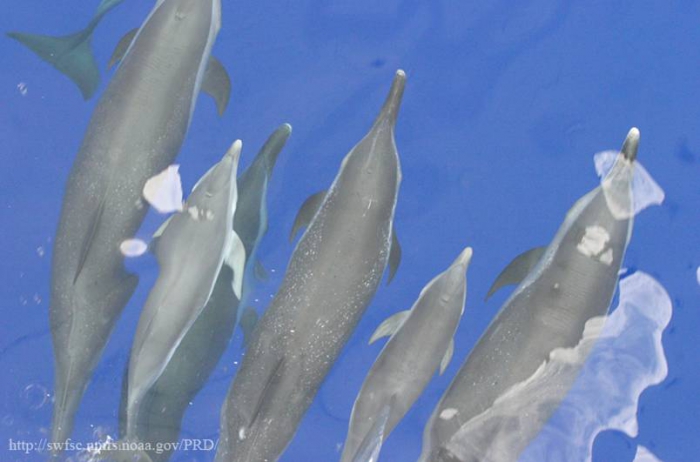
633 445 664 462
594 150 664 218
696 266 700 286
143 165 184 213
577 225 610 257
120 239 148 257
443 271 672 462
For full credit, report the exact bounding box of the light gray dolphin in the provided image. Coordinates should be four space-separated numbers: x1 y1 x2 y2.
215 70 406 462
341 247 473 462
116 125 292 462
124 141 245 440
47 0 228 451
419 128 651 462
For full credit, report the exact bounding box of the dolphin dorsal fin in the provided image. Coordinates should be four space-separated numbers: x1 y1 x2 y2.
202 56 231 116
350 395 395 462
485 246 546 300
369 310 410 345
439 339 454 376
289 190 327 242
247 356 286 430
108 27 138 68
387 229 402 285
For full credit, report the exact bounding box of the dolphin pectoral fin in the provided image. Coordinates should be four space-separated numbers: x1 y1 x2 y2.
485 246 546 300
254 260 269 281
369 310 410 345
149 214 175 253
387 229 402 285
289 190 327 242
108 28 138 68
239 307 259 348
8 29 100 100
439 339 454 376
225 231 246 300
202 56 231 116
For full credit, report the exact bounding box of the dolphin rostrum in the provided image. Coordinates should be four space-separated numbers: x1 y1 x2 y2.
419 128 661 462
341 246 473 462
124 140 245 441
215 70 406 462
48 0 229 450
117 125 291 462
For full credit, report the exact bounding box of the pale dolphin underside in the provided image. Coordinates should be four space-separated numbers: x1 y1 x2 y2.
215 70 407 462
47 0 226 452
419 129 646 462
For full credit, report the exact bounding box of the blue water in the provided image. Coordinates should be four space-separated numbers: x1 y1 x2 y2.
1 1 699 461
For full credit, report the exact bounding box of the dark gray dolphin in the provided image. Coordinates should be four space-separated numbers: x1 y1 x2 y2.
116 125 292 462
48 0 228 450
419 128 649 462
215 70 406 462
341 247 472 462
125 141 245 439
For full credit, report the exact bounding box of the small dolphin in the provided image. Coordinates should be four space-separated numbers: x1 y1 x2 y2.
419 128 659 461
117 125 291 462
47 0 228 450
215 70 406 462
125 141 245 439
341 247 473 462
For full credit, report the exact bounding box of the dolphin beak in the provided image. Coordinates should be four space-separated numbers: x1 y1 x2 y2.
620 127 640 162
374 70 406 129
455 246 474 268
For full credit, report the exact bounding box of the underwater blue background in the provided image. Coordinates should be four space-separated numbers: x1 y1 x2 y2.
1 0 699 461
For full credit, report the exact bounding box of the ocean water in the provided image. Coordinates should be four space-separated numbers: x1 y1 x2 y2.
1 1 699 461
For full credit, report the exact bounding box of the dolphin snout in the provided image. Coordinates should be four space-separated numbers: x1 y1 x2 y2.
621 127 640 161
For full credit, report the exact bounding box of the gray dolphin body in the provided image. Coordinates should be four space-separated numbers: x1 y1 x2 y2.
341 247 473 462
125 141 245 440
215 71 406 462
49 0 225 449
420 129 644 462
117 126 291 462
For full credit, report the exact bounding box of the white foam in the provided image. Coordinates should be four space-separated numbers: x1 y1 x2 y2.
594 150 665 219
444 271 672 462
142 165 184 213
633 445 664 462
120 239 148 257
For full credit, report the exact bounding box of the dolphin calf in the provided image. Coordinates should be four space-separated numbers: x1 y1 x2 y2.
125 140 245 440
419 128 658 462
215 70 406 462
117 125 291 462
48 0 228 450
341 247 473 462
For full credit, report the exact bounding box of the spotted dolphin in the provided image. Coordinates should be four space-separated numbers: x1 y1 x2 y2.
47 0 229 450
341 246 473 462
215 70 406 462
124 140 244 441
116 125 291 462
419 128 658 461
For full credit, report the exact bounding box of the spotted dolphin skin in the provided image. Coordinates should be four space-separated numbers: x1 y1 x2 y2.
48 0 227 451
341 247 473 462
124 141 245 441
215 70 406 462
419 128 652 462
116 125 291 462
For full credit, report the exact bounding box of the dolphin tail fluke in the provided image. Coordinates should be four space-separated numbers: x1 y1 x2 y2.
7 30 100 99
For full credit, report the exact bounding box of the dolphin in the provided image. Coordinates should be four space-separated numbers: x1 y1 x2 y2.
341 247 473 462
215 70 406 462
124 140 245 441
116 125 292 462
419 128 657 462
47 0 229 450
